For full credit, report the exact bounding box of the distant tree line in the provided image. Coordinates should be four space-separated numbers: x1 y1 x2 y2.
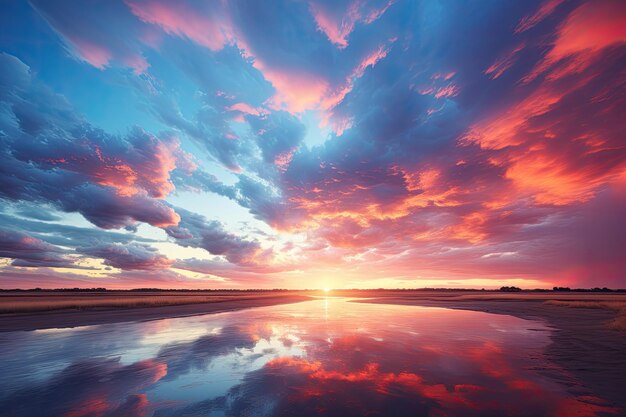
0 287 294 292
499 286 523 292
1 286 625 293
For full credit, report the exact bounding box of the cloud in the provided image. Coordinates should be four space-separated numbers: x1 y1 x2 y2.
484 42 526 80
247 111 306 165
0 210 153 248
515 0 566 33
523 0 626 83
0 265 217 289
0 229 77 268
126 0 233 51
0 52 184 230
31 0 150 73
81 243 173 270
127 52 264 172
10 203 64 222
165 208 267 266
1 0 624 287
308 0 394 48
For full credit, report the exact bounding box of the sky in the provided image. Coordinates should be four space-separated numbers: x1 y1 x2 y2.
0 0 624 290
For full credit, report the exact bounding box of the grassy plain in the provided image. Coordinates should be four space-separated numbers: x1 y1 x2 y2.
0 291 307 314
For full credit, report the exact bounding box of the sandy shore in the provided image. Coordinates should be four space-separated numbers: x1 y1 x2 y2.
0 294 311 332
356 294 626 411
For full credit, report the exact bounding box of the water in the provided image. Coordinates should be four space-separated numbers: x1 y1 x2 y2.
0 298 615 417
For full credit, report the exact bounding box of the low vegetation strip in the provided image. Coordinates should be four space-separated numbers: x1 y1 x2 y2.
544 300 626 331
0 293 299 314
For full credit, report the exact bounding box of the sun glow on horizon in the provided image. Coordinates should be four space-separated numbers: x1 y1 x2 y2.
0 0 623 290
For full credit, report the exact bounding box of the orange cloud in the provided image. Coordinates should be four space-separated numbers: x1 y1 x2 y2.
524 0 626 83
504 151 625 206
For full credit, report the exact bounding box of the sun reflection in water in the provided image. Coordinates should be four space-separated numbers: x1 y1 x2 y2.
0 298 619 417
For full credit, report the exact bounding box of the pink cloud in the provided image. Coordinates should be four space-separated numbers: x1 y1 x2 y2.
515 0 565 33
309 1 360 48
416 71 460 100
320 44 390 133
461 1 625 214
126 1 333 115
320 45 388 110
68 38 113 70
126 0 232 51
364 0 394 23
463 78 624 208
122 53 150 75
226 102 263 117
261 67 330 113
485 42 526 80
44 136 185 200
434 84 460 99
124 0 392 120
275 149 296 171
273 39 624 284
31 0 151 74
352 44 389 78
309 0 394 48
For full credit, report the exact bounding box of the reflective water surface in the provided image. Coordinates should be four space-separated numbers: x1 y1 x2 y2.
0 298 617 417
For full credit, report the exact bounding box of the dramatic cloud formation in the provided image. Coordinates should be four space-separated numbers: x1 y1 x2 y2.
0 0 624 288
0 229 77 268
0 53 185 229
81 243 173 270
165 208 268 266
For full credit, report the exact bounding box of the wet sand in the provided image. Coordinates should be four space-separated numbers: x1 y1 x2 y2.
0 293 311 332
356 294 626 411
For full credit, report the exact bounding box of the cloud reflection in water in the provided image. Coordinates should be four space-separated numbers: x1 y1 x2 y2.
0 299 618 417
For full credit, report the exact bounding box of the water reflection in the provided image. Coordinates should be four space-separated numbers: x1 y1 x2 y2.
0 298 618 417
